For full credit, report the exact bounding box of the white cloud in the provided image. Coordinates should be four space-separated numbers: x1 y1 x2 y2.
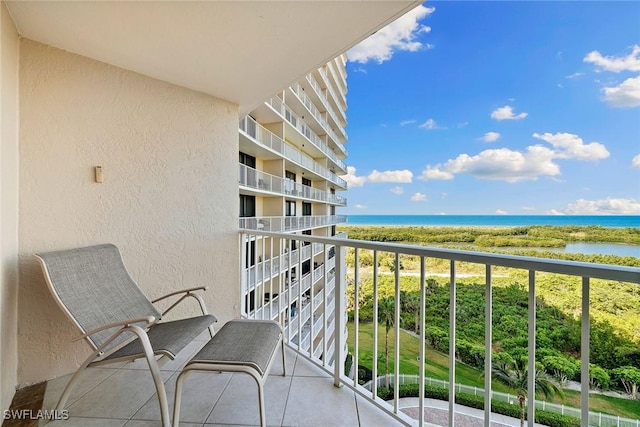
421 146 559 183
491 105 528 121
344 166 413 187
419 118 439 130
420 131 611 183
354 204 367 209
343 166 367 187
566 72 585 79
602 75 640 108
347 5 435 64
563 198 640 215
481 132 501 143
410 192 427 202
390 186 405 195
632 154 640 168
584 45 640 72
367 169 413 183
532 132 609 160
496 209 508 215
548 209 565 216
400 119 417 126
522 206 536 211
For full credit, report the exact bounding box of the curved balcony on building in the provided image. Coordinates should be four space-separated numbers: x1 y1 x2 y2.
239 164 347 206
265 97 347 174
238 215 347 233
239 116 347 190
288 82 347 155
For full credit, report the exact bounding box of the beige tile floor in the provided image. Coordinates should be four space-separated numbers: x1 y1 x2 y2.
39 332 409 427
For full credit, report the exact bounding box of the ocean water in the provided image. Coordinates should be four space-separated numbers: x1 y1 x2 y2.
345 215 640 228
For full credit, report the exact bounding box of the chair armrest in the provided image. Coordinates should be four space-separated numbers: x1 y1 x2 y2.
151 286 208 303
74 316 156 341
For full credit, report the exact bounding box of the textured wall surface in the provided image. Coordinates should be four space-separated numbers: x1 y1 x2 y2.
18 40 240 385
0 1 19 411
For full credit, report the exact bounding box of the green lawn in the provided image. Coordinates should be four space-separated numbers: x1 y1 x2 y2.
347 321 640 419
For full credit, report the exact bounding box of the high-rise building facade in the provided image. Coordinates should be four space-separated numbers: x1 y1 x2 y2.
239 54 348 364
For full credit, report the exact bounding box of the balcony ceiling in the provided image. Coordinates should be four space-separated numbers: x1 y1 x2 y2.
6 1 421 114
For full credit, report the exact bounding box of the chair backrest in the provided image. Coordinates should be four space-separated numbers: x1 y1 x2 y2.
36 243 160 351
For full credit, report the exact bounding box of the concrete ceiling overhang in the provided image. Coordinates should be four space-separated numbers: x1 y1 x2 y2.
7 1 421 114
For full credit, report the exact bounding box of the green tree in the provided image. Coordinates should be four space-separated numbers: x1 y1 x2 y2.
588 363 610 390
611 366 640 399
542 355 579 385
490 357 564 427
400 291 420 333
378 297 395 389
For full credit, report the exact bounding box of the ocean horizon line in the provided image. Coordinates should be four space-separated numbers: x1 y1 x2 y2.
343 214 640 228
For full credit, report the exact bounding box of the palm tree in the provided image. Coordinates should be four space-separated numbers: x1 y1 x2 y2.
401 292 421 334
378 297 394 389
491 357 563 427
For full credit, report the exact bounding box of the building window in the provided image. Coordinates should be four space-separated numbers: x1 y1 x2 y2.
285 170 296 194
302 177 311 187
285 200 296 216
302 229 311 246
245 240 256 267
239 151 256 168
302 202 312 216
239 195 255 217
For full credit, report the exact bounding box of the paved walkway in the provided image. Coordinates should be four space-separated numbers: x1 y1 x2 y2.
398 398 546 427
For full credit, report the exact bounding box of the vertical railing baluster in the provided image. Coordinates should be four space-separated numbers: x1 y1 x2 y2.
528 270 536 427
260 236 265 320
354 248 360 387
297 236 303 351
484 264 493 427
309 238 315 359
372 250 379 401
581 277 590 427
269 237 273 321
393 253 401 414
287 238 292 343
333 244 345 386
419 256 426 427
449 260 456 427
323 243 328 368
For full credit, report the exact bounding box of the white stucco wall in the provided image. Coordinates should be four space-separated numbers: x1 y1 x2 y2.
18 39 240 385
0 1 19 412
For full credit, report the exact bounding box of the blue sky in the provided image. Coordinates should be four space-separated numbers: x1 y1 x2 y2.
341 1 640 215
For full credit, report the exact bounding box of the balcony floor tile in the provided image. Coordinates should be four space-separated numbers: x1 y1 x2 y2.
39 345 406 427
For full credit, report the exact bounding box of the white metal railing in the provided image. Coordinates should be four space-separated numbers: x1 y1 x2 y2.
238 215 347 232
306 73 347 131
239 230 640 427
266 97 346 173
318 66 347 114
239 116 347 189
289 82 347 154
364 375 640 427
239 163 346 206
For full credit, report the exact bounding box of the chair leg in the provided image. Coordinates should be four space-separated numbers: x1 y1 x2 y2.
257 380 266 427
281 337 287 376
173 369 192 427
55 347 102 411
127 325 171 427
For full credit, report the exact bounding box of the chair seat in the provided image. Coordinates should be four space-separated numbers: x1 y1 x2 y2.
188 320 282 377
100 314 216 362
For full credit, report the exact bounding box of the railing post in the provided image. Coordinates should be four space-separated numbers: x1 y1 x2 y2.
581 277 590 427
449 260 456 427
484 264 493 427
527 270 536 427
333 244 345 387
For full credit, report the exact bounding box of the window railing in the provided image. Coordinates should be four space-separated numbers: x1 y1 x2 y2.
239 230 640 427
289 82 347 154
266 97 347 173
239 116 347 189
238 215 347 233
239 163 346 206
318 66 347 114
306 73 347 129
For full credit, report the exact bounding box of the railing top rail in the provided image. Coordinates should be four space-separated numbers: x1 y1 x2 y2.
239 229 640 283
